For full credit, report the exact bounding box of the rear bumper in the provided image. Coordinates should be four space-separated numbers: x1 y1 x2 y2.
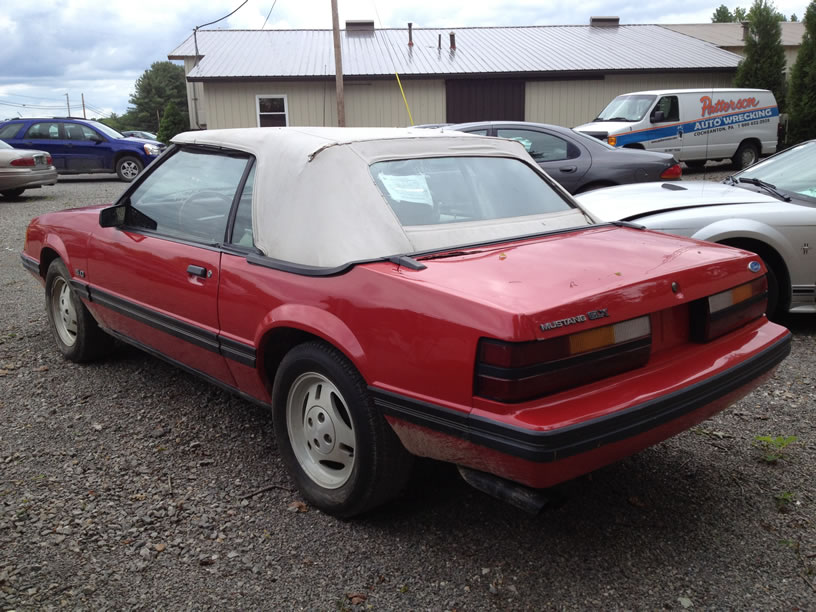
376 326 790 488
0 167 58 190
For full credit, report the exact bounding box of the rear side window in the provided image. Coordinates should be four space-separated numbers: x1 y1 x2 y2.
24 122 61 139
0 123 23 139
496 129 578 162
371 156 572 226
128 148 251 244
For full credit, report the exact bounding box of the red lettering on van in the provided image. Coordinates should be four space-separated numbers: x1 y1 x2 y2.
700 95 760 116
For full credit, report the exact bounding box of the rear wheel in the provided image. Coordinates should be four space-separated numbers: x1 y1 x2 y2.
732 142 759 169
116 156 143 182
272 341 413 518
1 188 25 198
45 259 112 362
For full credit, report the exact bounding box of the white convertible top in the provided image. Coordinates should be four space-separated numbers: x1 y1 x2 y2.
172 127 587 268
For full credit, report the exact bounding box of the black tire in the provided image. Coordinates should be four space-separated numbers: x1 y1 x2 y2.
732 142 759 170
272 341 413 518
45 259 113 362
764 260 781 320
1 188 25 198
116 156 143 182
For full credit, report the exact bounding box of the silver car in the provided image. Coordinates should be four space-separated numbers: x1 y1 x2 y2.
0 139 57 199
577 140 816 318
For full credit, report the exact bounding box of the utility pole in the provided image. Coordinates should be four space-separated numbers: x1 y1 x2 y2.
330 0 345 127
81 93 87 119
64 93 71 117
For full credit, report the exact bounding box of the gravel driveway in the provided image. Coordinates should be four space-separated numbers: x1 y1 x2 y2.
1 172 814 611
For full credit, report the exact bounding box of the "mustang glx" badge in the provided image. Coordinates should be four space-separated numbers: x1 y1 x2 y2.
540 308 609 331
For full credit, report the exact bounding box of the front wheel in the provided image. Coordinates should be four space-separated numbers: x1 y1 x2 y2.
116 156 143 182
45 259 112 362
272 342 413 518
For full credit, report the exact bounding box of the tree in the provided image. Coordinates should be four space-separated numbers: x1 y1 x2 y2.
734 6 748 20
734 0 788 111
712 4 735 21
156 101 188 143
787 0 816 142
128 61 189 133
791 13 798 20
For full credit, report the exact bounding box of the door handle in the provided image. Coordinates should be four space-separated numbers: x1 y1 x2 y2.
187 264 208 278
559 166 577 173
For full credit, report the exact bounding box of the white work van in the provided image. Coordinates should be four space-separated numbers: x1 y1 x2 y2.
575 88 779 169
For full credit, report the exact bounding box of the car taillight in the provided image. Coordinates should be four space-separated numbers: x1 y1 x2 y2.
10 158 35 167
659 164 682 180
690 276 768 342
475 315 652 403
45 155 52 164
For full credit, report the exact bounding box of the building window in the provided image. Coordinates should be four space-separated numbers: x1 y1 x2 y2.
256 95 288 127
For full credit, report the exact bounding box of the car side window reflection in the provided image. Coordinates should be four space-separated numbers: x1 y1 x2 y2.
229 165 256 247
128 149 250 245
496 129 577 162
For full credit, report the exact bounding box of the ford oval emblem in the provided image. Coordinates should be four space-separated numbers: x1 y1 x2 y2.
748 261 762 273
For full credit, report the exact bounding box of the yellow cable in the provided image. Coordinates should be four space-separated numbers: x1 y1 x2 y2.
394 72 414 126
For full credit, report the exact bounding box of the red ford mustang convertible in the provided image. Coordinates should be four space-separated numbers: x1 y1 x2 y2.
21 127 790 517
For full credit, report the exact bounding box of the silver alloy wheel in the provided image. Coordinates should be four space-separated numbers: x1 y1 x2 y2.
286 372 356 489
50 277 78 347
119 160 140 180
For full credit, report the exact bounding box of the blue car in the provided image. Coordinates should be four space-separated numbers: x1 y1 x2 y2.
0 118 165 182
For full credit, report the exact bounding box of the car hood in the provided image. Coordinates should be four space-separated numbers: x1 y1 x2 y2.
574 121 635 136
124 137 164 146
388 225 763 340
575 181 779 222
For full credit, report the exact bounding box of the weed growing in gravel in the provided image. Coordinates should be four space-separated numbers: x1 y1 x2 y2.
775 491 796 513
754 434 797 463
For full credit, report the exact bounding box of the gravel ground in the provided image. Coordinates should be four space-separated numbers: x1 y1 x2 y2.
1 171 814 611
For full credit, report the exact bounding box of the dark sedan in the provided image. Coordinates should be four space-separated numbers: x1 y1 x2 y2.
447 121 681 194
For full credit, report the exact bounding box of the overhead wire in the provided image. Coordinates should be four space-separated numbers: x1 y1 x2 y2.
261 0 279 29
370 0 414 125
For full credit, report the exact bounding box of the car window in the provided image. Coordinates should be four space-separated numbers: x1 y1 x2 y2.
25 122 61 140
93 122 125 139
0 123 23 139
371 156 572 226
229 165 256 247
128 148 251 244
496 129 577 162
652 96 679 122
64 124 100 141
462 129 489 136
738 141 816 203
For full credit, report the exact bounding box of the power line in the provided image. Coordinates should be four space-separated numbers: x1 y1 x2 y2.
261 0 278 29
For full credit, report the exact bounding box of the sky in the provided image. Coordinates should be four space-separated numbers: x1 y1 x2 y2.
0 0 809 121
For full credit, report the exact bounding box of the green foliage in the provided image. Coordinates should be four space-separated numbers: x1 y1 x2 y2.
774 491 795 512
734 0 788 111
156 101 188 144
787 0 816 142
754 434 797 463
791 13 798 20
128 61 189 133
712 4 736 21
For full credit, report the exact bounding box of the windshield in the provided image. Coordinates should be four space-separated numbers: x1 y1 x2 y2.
370 156 574 227
595 95 656 122
737 141 816 202
92 122 125 140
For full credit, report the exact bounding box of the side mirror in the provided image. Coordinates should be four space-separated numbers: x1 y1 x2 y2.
91 134 105 144
99 204 126 227
651 110 665 123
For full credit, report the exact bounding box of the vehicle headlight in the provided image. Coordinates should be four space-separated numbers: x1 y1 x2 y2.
144 144 162 156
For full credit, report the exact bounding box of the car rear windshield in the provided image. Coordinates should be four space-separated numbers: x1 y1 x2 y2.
370 156 573 227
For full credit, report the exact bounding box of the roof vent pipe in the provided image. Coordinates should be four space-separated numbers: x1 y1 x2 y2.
450 31 456 49
589 16 620 27
741 20 750 40
408 22 413 46
438 33 441 50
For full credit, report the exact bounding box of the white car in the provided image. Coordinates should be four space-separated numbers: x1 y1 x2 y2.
577 140 816 317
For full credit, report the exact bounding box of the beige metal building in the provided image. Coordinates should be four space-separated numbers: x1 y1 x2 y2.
168 19 742 130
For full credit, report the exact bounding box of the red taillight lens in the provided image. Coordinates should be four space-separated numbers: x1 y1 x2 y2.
10 157 36 167
659 163 682 180
691 276 768 342
476 316 652 403
45 155 53 164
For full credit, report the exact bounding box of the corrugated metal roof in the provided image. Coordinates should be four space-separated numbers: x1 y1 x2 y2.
663 22 806 48
168 25 741 80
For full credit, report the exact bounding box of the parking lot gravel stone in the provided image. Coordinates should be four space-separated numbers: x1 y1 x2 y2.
1 171 814 610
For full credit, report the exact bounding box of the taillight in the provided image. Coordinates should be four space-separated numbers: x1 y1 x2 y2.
660 164 682 180
475 315 652 403
10 157 35 167
690 276 768 342
45 155 53 164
